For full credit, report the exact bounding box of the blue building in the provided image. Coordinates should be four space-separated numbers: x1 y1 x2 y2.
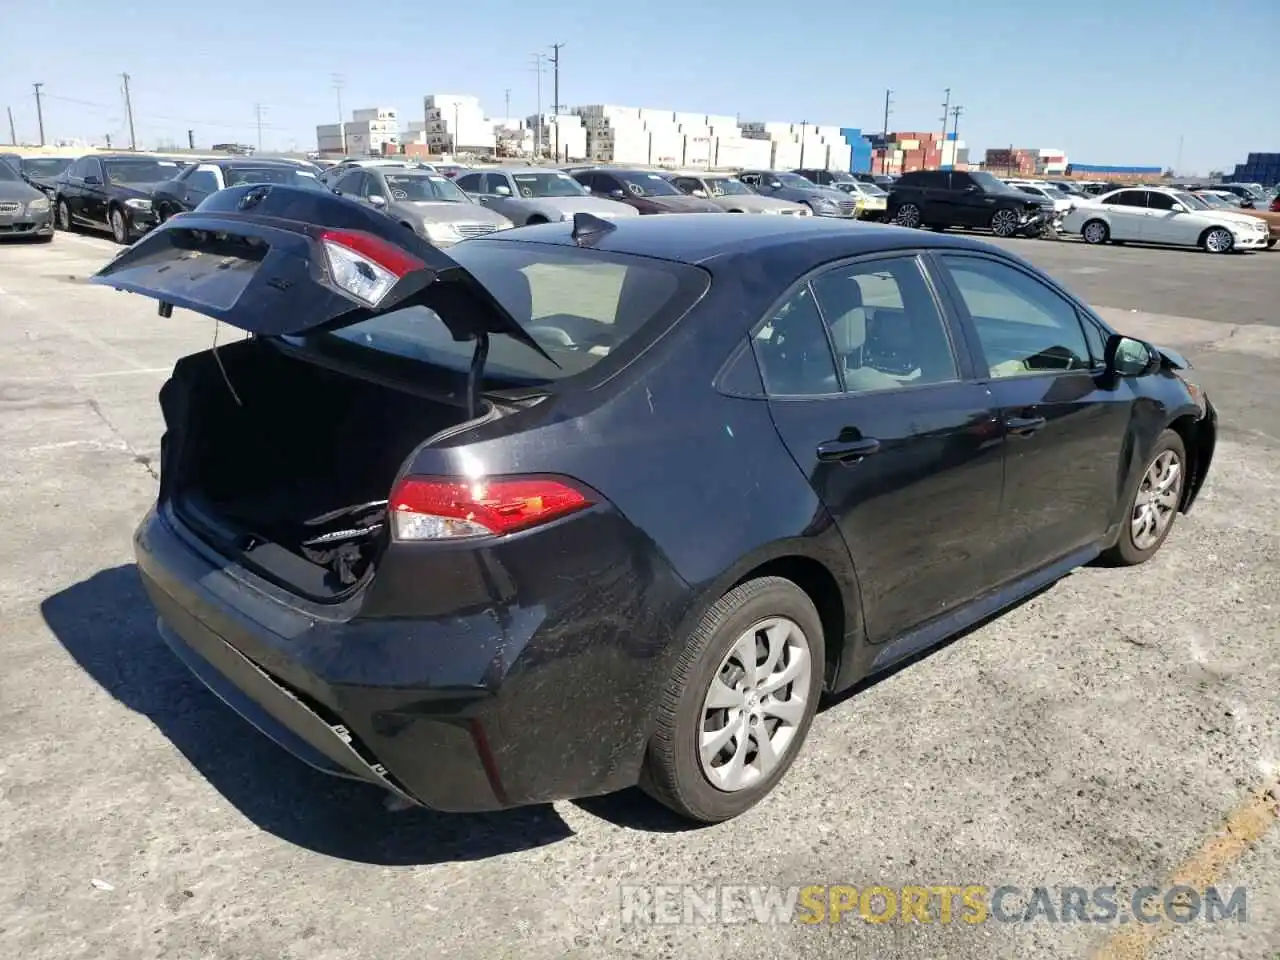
839 127 874 174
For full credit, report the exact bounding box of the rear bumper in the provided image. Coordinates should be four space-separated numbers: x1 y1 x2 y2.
133 501 674 811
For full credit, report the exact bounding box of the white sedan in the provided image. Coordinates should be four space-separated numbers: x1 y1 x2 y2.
1062 186 1269 253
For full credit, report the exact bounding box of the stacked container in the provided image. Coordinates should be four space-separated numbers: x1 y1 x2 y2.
1230 152 1280 187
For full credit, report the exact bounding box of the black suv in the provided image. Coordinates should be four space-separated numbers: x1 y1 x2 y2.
888 170 1051 238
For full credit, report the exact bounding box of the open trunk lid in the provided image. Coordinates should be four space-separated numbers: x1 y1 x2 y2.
89 182 555 365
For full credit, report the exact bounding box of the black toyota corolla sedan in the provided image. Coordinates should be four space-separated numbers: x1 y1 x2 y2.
94 187 1216 824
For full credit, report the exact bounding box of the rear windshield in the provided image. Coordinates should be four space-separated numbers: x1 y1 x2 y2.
304 241 709 385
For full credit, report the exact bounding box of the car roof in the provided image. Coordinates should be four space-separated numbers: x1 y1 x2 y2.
213 157 302 167
481 167 575 176
486 212 1002 266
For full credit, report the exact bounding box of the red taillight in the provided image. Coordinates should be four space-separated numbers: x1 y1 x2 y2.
320 228 424 279
388 476 593 540
1270 197 1280 212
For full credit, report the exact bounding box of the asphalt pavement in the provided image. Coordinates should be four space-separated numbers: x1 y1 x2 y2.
0 228 1277 960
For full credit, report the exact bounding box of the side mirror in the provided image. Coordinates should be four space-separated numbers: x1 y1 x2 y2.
493 185 512 196
1169 203 1185 213
691 189 708 198
83 174 102 185
965 184 979 193
368 194 386 207
609 189 626 200
1104 334 1158 378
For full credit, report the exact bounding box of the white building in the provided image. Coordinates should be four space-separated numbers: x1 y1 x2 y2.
316 106 400 155
742 120 851 171
526 114 588 162
420 94 496 155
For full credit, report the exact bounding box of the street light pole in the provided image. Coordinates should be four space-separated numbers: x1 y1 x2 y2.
880 89 893 174
33 83 45 146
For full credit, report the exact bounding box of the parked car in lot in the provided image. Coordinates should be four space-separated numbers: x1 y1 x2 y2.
53 153 185 243
93 186 1216 823
1 154 75 199
319 158 436 187
571 167 724 214
889 170 1051 237
854 172 897 188
1063 186 1271 253
0 159 54 242
793 168 861 191
455 167 637 224
1208 183 1265 208
150 158 326 221
736 170 859 218
330 164 512 244
665 170 811 215
829 178 890 220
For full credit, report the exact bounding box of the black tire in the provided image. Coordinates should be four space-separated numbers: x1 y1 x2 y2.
108 206 130 245
34 234 54 244
56 198 72 232
1200 226 1234 255
1100 429 1187 567
642 576 825 823
1265 238 1276 250
894 202 922 228
990 207 1020 238
1081 219 1110 245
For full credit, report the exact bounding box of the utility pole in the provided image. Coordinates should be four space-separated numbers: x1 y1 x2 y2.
504 88 511 120
332 73 346 154
880 89 893 174
798 120 808 168
6 107 16 145
550 42 564 162
949 105 964 148
120 73 137 151
453 102 460 154
939 87 951 166
33 83 46 146
254 103 265 152
187 129 194 150
529 53 546 158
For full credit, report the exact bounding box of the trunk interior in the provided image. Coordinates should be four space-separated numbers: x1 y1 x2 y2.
161 338 472 602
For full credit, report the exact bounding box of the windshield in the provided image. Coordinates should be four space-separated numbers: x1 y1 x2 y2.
0 161 19 182
1171 191 1210 210
510 171 587 197
384 174 469 202
223 166 324 189
22 157 73 178
1196 192 1229 207
306 243 707 385
616 172 682 197
969 171 1023 194
705 177 753 197
104 159 183 184
777 173 818 189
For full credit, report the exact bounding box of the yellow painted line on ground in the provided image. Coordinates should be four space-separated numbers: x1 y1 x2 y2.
1094 777 1280 960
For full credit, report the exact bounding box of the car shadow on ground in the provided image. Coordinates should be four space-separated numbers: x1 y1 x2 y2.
40 563 574 866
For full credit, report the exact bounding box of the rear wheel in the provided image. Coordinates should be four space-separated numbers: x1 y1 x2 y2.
56 198 72 231
1201 226 1234 254
1081 219 1109 245
894 202 922 228
642 576 825 823
1101 430 1187 566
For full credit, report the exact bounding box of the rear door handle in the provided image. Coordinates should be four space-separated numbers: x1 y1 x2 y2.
1006 415 1047 437
816 438 882 462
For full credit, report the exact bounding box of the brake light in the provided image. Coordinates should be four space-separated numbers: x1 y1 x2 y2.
320 228 424 307
389 476 593 540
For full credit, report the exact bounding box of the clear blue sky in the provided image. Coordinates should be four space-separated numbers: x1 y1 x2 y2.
3 0 1276 173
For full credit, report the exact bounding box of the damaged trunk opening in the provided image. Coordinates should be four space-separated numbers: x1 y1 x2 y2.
161 337 479 601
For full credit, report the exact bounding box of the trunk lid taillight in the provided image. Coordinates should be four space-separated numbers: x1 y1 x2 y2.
388 476 592 540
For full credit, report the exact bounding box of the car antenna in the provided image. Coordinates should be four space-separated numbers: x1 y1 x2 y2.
571 211 616 246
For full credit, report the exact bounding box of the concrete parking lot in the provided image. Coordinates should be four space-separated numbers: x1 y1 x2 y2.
1 228 1277 960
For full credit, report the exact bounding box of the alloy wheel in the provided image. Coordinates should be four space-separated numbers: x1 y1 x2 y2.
992 209 1020 237
698 616 812 793
1082 220 1108 244
1204 228 1233 254
57 200 70 231
1131 450 1183 550
896 203 921 228
110 209 128 244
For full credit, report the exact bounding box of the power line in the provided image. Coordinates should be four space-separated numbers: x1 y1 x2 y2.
33 83 45 146
121 73 136 151
39 92 279 130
